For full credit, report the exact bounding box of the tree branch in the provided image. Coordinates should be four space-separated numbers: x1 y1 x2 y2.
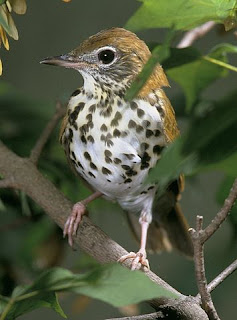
106 312 163 320
30 102 66 164
1 140 210 320
190 216 220 320
195 257 237 303
177 21 216 48
201 178 237 243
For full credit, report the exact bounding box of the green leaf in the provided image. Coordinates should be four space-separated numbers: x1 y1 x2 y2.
162 46 201 70
206 152 237 176
147 90 237 189
6 292 66 320
147 138 198 190
183 91 237 162
125 0 236 31
167 43 237 111
125 28 176 101
0 265 178 319
0 6 18 40
167 52 227 111
72 264 178 307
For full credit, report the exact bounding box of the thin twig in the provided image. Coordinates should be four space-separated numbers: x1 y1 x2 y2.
201 178 237 243
196 258 237 302
30 101 66 164
177 21 216 48
106 312 163 320
190 216 220 320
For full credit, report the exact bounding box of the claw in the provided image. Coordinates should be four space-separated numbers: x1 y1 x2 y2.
118 250 150 271
63 202 86 247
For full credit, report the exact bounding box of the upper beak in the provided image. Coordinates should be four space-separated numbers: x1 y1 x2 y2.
40 54 84 69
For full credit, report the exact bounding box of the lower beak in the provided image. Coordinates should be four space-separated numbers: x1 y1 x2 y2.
40 54 84 69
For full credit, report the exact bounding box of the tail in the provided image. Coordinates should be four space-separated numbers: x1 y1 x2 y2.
127 183 193 258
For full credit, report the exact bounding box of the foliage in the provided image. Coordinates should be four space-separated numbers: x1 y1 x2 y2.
0 0 26 74
0 264 177 319
0 0 237 319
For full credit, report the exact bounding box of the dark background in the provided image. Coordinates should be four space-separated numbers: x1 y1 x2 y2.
1 1 237 319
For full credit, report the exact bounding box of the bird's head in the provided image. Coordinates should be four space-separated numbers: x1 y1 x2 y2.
41 28 169 96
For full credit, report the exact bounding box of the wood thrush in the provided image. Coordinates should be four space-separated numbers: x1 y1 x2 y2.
41 28 193 270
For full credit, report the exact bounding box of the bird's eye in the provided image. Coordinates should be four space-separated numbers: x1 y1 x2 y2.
98 49 115 65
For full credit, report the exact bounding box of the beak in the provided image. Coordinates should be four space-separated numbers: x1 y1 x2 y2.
40 54 84 69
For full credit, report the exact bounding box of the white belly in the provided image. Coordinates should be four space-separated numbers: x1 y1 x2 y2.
64 94 166 200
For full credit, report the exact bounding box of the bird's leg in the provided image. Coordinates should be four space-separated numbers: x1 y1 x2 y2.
119 212 150 271
63 191 103 246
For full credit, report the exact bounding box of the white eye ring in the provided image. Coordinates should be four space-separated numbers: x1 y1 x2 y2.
96 46 118 67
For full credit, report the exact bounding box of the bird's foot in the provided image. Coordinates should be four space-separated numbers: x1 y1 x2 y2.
63 202 86 247
118 250 150 271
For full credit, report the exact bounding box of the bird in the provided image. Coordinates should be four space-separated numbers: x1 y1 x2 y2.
41 27 193 270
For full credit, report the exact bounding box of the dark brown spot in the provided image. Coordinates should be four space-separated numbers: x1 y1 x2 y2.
77 161 83 169
73 122 78 130
121 165 130 171
153 145 164 154
104 150 112 157
80 124 89 134
141 142 149 150
102 167 112 175
126 169 137 176
113 128 121 137
105 157 112 164
87 121 94 129
86 114 92 121
141 152 151 163
100 106 112 117
154 130 161 137
156 105 165 117
87 135 95 143
86 92 93 100
142 120 151 127
90 162 97 170
81 135 87 144
71 151 76 160
107 140 114 147
89 104 96 113
68 128 73 141
141 162 150 170
141 190 147 194
88 171 96 178
136 125 144 133
71 89 81 97
123 154 135 160
146 129 153 138
121 131 128 137
69 103 84 125
124 178 132 183
114 158 122 164
148 186 155 190
131 101 138 110
100 134 106 141
84 152 91 161
100 124 107 132
137 108 145 118
128 120 136 129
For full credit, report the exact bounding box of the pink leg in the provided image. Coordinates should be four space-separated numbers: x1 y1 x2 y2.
63 191 102 246
119 215 150 271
